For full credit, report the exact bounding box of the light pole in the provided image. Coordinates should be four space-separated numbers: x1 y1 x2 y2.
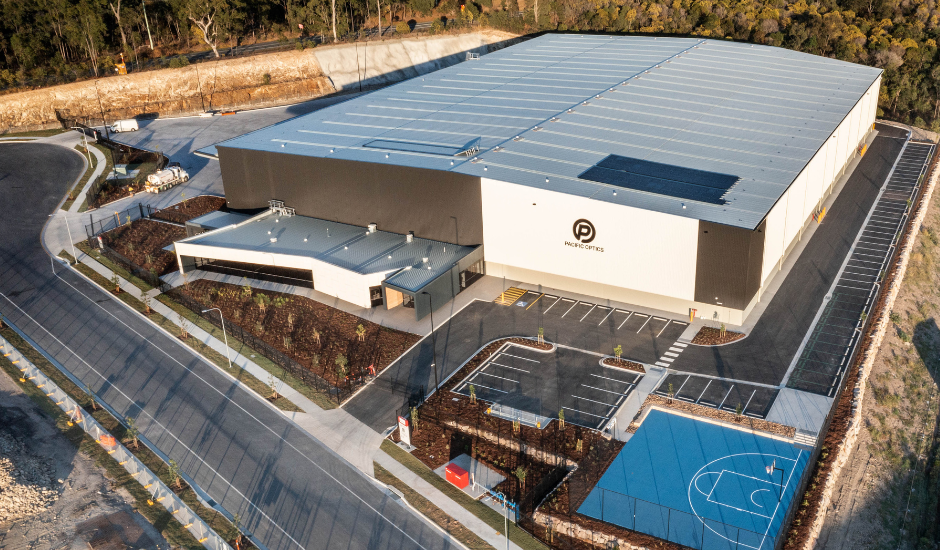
766 460 785 502
495 491 509 550
421 291 439 391
202 308 233 370
61 212 78 263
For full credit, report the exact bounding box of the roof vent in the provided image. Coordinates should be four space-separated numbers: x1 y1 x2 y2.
513 136 524 142
422 257 428 263
493 146 504 152
270 237 277 243
368 223 377 233
533 126 543 132
406 231 414 243
268 200 294 217
550 117 559 122
466 52 480 60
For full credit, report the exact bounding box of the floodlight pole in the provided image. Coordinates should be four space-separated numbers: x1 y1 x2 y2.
422 291 439 391
202 308 233 371
770 464 784 501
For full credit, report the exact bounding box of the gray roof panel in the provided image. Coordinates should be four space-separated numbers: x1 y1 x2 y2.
220 34 881 229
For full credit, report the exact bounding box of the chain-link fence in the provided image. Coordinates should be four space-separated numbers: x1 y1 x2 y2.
0 329 230 550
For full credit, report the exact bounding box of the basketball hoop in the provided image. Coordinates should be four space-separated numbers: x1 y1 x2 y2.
765 459 776 475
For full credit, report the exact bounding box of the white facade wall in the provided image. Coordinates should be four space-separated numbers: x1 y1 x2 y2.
174 242 387 308
760 77 880 284
480 177 700 303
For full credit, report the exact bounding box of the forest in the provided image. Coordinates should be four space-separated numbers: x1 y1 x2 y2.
0 0 938 129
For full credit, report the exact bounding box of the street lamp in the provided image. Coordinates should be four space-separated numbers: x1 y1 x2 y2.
202 308 233 370
421 291 439 391
766 460 785 502
494 491 509 550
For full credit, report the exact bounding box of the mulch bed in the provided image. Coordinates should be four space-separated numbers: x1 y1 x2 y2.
151 195 227 224
601 357 645 373
101 218 187 276
626 394 796 438
94 180 145 208
691 326 746 345
175 279 420 389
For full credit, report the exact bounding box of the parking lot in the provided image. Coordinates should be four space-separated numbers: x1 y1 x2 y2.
452 343 642 430
653 373 779 418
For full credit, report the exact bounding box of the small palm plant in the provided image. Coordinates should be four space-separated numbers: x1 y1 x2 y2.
335 353 349 381
469 384 476 403
167 459 183 490
514 466 528 492
614 344 623 361
559 409 565 430
312 327 321 346
356 324 366 342
254 293 270 313
125 416 140 449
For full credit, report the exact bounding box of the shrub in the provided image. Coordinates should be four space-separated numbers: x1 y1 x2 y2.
429 19 444 34
168 56 190 68
409 0 434 15
396 21 411 34
262 73 272 85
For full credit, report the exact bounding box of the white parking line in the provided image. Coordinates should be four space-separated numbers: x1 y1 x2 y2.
636 315 652 333
476 371 519 383
598 308 614 326
561 406 607 419
581 383 634 397
590 373 636 384
617 311 634 329
497 352 540 363
560 300 578 317
572 394 619 408
656 319 672 337
580 304 597 321
487 361 531 374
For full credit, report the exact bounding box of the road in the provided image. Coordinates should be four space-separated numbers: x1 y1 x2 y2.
345 130 909 431
0 142 453 549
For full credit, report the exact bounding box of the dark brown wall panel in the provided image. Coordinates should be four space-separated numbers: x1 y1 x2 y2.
218 147 483 246
694 220 765 310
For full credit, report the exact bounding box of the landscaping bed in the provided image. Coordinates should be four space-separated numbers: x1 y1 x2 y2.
173 279 420 390
101 218 186 276
601 357 645 373
151 195 227 224
626 395 796 439
691 326 745 345
393 337 622 509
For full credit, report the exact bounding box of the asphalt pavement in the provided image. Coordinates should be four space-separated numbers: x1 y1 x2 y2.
0 142 454 550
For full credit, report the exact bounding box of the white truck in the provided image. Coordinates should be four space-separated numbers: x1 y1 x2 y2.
145 166 189 193
110 119 139 132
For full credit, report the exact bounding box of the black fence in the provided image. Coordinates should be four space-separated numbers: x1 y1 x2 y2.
99 244 170 292
81 135 168 210
85 203 155 240
165 288 352 404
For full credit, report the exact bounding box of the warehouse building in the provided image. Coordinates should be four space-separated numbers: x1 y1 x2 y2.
183 34 882 323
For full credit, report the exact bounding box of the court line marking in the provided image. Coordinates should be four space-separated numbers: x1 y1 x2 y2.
751 489 770 508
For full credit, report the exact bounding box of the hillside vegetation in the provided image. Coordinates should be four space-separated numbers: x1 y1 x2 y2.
1 0 937 129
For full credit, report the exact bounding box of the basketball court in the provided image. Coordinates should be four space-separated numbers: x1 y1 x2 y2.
578 410 808 550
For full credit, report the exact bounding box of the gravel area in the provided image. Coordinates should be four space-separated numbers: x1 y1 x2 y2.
627 394 796 438
0 368 167 549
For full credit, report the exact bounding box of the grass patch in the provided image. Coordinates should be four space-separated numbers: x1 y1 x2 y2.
374 462 495 550
156 293 339 410
380 440 548 550
62 144 99 210
61 251 301 413
0 328 207 549
1 128 68 138
78 144 115 213
77 241 155 293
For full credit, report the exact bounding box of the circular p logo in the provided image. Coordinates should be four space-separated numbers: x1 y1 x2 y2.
572 219 596 243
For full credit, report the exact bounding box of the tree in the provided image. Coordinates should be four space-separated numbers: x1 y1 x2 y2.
613 344 622 360
335 353 348 380
312 327 321 346
356 324 366 342
183 0 229 58
558 409 565 429
514 466 528 491
469 384 476 403
268 374 279 400
108 0 127 47
167 458 183 489
125 416 140 449
253 292 270 313
111 273 121 292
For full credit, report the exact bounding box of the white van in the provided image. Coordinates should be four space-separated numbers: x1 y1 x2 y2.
110 119 139 133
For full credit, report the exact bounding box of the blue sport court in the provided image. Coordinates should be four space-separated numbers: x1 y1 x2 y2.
578 410 809 550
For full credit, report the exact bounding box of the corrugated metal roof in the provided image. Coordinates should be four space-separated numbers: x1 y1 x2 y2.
182 211 476 292
220 34 881 230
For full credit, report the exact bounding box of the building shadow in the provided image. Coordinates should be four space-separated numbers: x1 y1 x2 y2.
913 317 940 386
